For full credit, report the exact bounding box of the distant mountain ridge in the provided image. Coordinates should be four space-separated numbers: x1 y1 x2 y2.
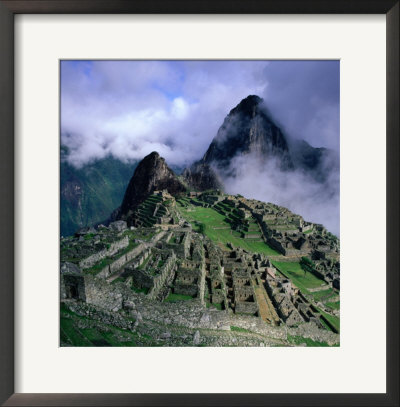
60 153 136 236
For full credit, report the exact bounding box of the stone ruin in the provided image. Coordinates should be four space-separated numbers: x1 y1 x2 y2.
60 191 340 342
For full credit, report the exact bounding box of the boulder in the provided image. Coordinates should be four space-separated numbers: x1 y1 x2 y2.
109 220 128 232
75 226 96 236
60 261 81 274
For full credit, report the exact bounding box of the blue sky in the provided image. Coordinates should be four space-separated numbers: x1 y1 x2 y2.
61 60 339 168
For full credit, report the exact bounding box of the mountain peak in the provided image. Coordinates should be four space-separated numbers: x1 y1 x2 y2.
146 151 161 160
118 151 186 223
201 94 292 171
229 95 263 117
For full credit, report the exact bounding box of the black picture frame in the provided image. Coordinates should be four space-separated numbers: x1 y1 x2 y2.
0 1 398 406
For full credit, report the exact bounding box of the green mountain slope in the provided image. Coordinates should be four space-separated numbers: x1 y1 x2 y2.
60 155 137 236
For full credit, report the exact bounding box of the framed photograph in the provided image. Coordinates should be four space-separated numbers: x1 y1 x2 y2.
1 1 398 406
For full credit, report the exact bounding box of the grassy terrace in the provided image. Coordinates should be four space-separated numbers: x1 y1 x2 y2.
177 201 280 256
319 308 340 332
272 261 326 292
135 195 164 227
122 228 155 242
206 302 223 310
273 262 339 304
60 304 153 346
86 257 114 275
311 289 337 303
272 261 340 332
165 293 194 302
85 236 140 275
326 301 340 310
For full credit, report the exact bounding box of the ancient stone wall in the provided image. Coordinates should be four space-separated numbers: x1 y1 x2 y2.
83 275 124 312
79 236 129 269
61 274 86 301
148 252 177 300
96 243 148 279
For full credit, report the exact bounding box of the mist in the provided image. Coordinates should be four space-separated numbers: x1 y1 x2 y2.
61 60 339 166
61 60 340 235
219 153 340 236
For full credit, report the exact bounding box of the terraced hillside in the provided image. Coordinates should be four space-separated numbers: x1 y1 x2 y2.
61 190 340 347
176 197 280 256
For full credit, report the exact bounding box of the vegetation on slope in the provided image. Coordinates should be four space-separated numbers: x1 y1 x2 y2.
61 154 137 236
177 200 280 256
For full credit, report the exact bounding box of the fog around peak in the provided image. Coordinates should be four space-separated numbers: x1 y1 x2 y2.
61 60 339 167
61 60 340 234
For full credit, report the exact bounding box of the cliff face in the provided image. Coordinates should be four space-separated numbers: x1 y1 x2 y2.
182 161 223 192
119 151 186 219
203 95 293 171
183 95 294 191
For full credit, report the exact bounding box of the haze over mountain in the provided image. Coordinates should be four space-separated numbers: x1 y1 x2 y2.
182 95 339 235
61 94 339 236
60 147 136 236
61 61 339 235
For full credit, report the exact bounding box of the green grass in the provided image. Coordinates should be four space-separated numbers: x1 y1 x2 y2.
60 155 136 237
272 261 340 333
86 257 114 275
60 317 92 346
83 233 95 240
131 286 149 294
230 325 251 333
287 334 334 347
208 302 223 310
272 261 326 292
326 301 340 310
311 289 336 303
137 255 151 270
165 293 194 302
62 308 138 347
319 309 340 332
177 204 280 256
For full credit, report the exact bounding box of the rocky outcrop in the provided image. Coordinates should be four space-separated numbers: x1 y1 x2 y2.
290 139 339 183
203 95 293 171
182 161 223 192
183 95 293 189
118 152 186 221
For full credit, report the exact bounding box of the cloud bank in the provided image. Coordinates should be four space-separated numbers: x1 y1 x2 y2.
61 60 339 166
61 60 340 234
61 61 269 167
220 153 340 236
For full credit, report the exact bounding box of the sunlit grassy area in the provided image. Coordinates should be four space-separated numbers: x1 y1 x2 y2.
272 261 326 291
318 308 340 332
326 301 340 310
273 261 340 332
177 203 280 256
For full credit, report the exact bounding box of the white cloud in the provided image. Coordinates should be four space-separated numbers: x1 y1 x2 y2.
61 60 340 233
61 61 270 167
